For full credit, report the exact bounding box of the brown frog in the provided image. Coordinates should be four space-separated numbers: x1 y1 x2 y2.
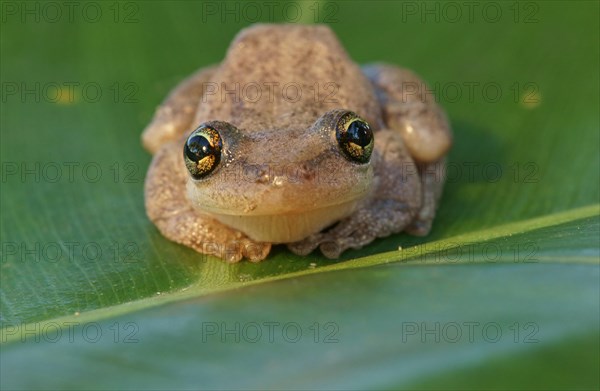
142 24 452 262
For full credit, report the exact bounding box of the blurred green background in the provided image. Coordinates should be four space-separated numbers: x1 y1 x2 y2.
1 1 598 389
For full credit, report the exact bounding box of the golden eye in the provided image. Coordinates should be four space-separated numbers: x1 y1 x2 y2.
336 112 374 164
183 125 222 179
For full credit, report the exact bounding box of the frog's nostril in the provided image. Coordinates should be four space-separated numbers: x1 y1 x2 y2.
255 172 270 184
242 164 269 184
299 164 316 181
282 164 316 184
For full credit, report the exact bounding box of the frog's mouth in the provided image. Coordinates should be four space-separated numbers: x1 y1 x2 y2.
186 162 374 243
200 199 361 243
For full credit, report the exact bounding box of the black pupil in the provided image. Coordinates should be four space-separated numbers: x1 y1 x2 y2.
347 121 372 147
185 135 212 161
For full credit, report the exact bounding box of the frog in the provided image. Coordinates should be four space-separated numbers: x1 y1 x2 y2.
142 24 452 263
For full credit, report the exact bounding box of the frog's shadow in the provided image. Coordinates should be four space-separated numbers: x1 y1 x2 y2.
276 119 508 263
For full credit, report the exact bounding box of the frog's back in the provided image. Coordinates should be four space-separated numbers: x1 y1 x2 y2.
193 24 381 133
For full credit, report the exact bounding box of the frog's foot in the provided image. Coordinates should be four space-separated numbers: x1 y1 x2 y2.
287 200 416 259
154 207 272 263
145 140 271 263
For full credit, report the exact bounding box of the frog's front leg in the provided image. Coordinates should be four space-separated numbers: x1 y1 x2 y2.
142 65 217 154
145 140 271 263
287 130 422 259
363 64 452 236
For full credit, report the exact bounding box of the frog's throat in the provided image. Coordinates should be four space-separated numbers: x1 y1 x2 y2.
199 200 361 243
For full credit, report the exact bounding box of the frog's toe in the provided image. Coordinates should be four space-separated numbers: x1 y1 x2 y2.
288 225 377 259
242 240 272 263
287 235 323 257
319 235 375 259
290 200 417 258
287 213 379 259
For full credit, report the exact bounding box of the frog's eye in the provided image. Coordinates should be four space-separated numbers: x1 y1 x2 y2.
183 125 223 179
335 112 374 164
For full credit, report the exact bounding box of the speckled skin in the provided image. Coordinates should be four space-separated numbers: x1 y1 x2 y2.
142 24 452 262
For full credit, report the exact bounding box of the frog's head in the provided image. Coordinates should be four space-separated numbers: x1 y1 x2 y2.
183 109 376 243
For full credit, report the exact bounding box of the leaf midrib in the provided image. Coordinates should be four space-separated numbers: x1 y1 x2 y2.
1 203 598 344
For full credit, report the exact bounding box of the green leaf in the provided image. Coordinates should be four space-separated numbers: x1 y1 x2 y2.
1 1 598 390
